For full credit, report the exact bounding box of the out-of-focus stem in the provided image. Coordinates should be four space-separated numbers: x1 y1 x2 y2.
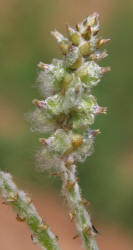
0 171 61 250
60 163 99 250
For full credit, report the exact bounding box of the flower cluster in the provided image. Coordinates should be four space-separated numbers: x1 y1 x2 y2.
30 12 110 172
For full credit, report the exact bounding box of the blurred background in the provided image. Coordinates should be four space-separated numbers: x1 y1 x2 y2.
0 0 133 249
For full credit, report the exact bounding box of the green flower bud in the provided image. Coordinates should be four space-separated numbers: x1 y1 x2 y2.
46 94 63 116
37 59 65 98
67 25 81 46
79 41 90 56
90 50 108 61
76 61 102 86
81 25 91 40
46 129 72 156
65 46 82 69
30 108 58 133
96 38 111 48
51 30 71 54
61 72 73 95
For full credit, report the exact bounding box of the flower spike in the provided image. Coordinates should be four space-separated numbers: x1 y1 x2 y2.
29 12 110 250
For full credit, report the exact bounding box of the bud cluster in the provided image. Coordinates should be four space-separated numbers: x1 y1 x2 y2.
30 12 110 171
29 13 110 250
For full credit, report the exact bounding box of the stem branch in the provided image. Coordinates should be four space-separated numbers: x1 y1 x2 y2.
0 171 61 250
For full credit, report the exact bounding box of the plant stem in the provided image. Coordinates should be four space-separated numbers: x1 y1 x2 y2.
60 162 99 250
0 171 61 250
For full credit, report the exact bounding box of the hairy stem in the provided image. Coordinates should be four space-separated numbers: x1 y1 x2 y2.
60 162 98 250
0 171 61 250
